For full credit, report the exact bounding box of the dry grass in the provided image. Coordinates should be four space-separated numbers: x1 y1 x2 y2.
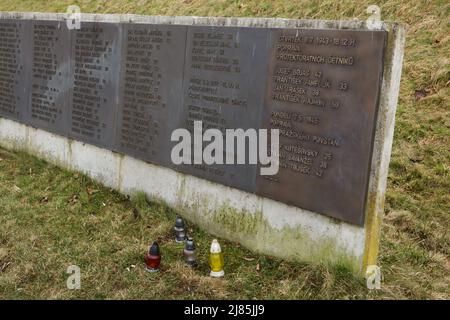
0 0 448 299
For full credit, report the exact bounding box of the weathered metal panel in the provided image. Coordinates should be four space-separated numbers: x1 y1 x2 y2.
27 20 71 135
256 28 386 225
0 19 31 122
173 26 270 192
115 23 187 166
68 22 122 148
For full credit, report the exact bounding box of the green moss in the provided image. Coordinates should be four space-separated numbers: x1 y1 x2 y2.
174 189 361 273
213 205 264 236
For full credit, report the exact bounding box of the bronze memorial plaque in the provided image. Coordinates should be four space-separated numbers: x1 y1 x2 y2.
68 22 122 148
256 28 386 225
114 24 187 166
0 19 31 122
27 20 71 135
173 26 269 192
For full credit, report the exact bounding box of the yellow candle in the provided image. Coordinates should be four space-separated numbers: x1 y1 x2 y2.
209 239 225 277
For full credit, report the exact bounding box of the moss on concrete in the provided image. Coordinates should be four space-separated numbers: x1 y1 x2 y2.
175 186 362 273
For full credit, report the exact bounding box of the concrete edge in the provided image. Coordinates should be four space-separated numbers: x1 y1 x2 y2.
362 24 406 274
0 11 401 31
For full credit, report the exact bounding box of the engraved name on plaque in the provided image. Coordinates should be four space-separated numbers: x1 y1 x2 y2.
115 24 186 166
0 20 30 121
174 26 269 192
256 29 386 225
28 20 71 134
69 22 122 148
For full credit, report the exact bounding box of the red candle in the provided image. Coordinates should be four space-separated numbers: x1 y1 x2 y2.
145 242 161 272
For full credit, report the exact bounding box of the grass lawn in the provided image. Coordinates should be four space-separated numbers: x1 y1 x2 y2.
0 147 447 299
0 0 449 299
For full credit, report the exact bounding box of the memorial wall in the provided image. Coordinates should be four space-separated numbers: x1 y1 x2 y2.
0 18 387 225
0 13 405 271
